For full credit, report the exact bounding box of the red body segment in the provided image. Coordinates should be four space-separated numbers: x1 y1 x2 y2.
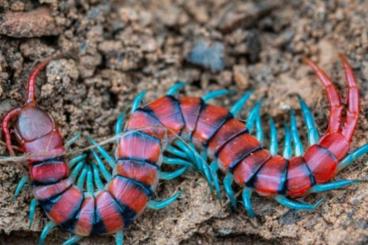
145 96 184 136
217 133 261 171
33 178 73 201
116 131 161 163
125 109 166 139
179 96 203 135
115 159 158 187
207 118 246 158
254 156 288 196
108 176 149 215
95 191 125 234
30 161 69 183
304 145 337 184
74 195 95 236
193 104 230 145
233 149 271 185
286 157 312 197
44 186 83 225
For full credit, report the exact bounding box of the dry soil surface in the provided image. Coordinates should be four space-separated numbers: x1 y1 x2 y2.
0 0 368 244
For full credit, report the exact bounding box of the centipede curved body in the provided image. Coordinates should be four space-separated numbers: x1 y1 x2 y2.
2 55 368 244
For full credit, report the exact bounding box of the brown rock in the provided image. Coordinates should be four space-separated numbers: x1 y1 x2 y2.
0 7 62 38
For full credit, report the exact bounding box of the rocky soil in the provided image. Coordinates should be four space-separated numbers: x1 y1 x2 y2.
0 0 367 244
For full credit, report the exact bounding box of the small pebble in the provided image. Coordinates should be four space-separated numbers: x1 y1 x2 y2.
186 40 225 73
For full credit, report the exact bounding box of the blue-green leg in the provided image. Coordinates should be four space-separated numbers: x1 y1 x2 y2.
275 195 323 210
162 156 192 167
29 198 38 227
269 117 278 155
114 113 125 137
91 149 112 181
210 160 221 198
14 175 28 199
86 165 94 193
148 191 181 210
65 131 82 149
63 235 81 245
38 221 56 245
202 89 233 102
338 144 368 171
159 166 189 180
166 81 186 96
70 160 85 181
76 166 88 189
115 231 124 245
246 100 263 134
230 91 253 116
224 173 237 208
165 145 188 159
290 109 304 156
92 164 104 190
242 187 255 217
297 95 319 145
309 179 359 193
283 124 292 159
131 90 147 113
174 140 212 184
68 154 87 169
255 112 264 145
86 136 116 168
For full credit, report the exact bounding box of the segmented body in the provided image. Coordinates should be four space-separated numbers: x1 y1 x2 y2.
2 55 367 244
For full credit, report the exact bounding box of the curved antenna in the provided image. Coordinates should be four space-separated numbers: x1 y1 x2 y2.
26 59 52 104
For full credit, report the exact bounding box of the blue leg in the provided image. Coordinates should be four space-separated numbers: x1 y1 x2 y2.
29 198 38 227
92 164 104 190
246 100 263 133
115 231 124 245
91 149 112 181
14 175 28 199
275 195 323 210
224 173 237 208
148 191 181 210
338 144 368 171
166 81 186 96
210 160 221 198
309 179 359 193
165 145 188 159
131 90 146 113
159 166 189 180
255 112 264 145
230 91 253 116
63 236 81 245
162 156 193 167
86 165 94 193
297 95 319 145
269 117 278 155
86 136 116 168
242 187 255 218
38 222 56 245
76 166 88 189
65 131 82 149
114 113 125 137
68 154 87 169
202 89 233 102
70 160 85 181
283 124 292 159
290 109 304 156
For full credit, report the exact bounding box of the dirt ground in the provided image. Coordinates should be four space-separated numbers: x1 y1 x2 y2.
0 0 368 244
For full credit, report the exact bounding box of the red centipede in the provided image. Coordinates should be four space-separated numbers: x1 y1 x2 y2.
2 54 368 245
